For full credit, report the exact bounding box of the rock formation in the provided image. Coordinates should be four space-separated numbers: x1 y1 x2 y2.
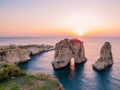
0 44 54 64
92 42 114 71
52 38 87 69
20 45 45 55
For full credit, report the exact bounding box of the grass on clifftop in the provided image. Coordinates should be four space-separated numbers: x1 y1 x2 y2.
0 62 62 90
0 62 25 82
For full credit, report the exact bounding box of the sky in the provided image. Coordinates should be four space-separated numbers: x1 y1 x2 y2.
0 0 120 37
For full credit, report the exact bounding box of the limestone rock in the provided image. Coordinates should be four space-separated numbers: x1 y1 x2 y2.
0 44 54 64
52 38 87 69
92 42 114 71
0 46 31 64
25 45 45 55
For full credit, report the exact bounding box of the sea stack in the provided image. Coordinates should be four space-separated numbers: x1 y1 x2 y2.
52 38 87 69
92 42 114 71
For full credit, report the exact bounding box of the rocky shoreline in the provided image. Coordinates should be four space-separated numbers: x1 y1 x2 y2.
0 62 64 90
0 44 54 64
0 38 115 90
0 44 66 90
0 39 114 71
0 39 115 90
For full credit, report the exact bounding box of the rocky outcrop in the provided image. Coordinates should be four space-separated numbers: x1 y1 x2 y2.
0 44 54 64
92 42 114 71
20 45 44 55
0 46 31 64
52 38 87 69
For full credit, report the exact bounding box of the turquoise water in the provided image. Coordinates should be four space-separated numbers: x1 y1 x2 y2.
0 37 120 90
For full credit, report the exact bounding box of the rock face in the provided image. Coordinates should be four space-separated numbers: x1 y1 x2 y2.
0 45 54 64
52 38 87 69
2 47 30 64
92 42 114 71
21 45 45 55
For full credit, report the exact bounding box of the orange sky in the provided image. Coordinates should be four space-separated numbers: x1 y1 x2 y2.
83 29 120 37
0 0 120 37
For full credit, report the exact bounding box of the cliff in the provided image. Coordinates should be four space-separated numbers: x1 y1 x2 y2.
0 44 54 64
0 62 64 90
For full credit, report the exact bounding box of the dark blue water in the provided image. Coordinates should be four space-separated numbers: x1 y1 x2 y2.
1 37 120 90
18 50 120 90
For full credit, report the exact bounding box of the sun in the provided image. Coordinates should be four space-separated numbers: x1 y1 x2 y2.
77 32 82 36
74 27 86 36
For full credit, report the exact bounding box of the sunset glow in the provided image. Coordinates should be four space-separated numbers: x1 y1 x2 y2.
0 0 120 37
74 27 86 36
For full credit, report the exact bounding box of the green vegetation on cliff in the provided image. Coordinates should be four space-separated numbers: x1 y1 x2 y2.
0 62 25 82
0 62 63 90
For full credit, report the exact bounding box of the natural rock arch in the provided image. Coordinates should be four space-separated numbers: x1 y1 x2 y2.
52 39 87 69
70 57 75 66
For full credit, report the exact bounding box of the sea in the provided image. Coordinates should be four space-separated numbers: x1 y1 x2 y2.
0 36 120 90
